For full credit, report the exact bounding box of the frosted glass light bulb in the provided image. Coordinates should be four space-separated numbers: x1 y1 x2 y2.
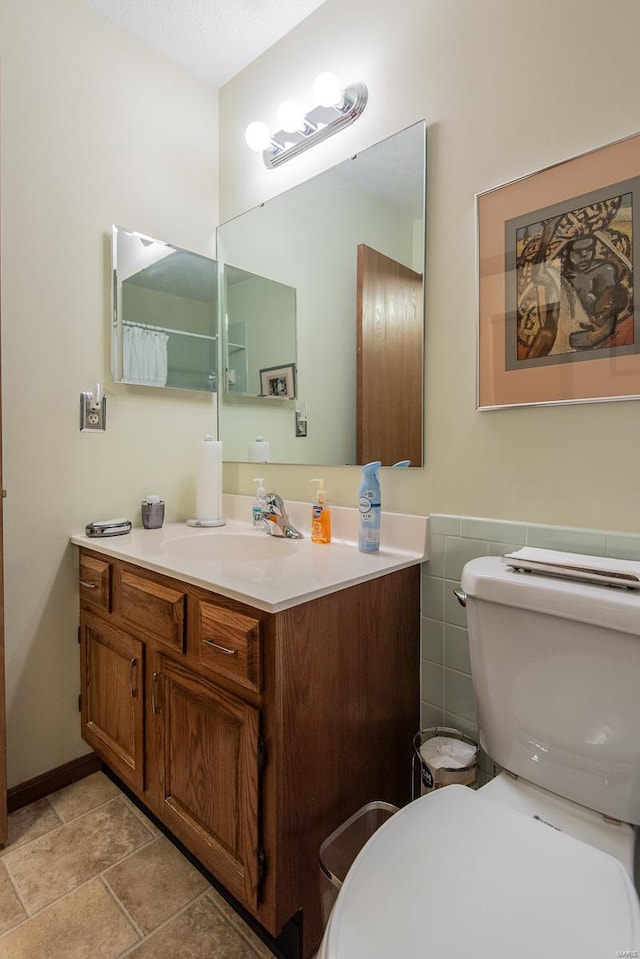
277 100 305 133
313 72 343 108
244 121 271 152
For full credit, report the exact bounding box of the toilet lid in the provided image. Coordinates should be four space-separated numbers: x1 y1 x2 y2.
323 785 640 959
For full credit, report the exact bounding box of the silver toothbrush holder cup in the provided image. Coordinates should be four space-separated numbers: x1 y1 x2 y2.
141 500 165 529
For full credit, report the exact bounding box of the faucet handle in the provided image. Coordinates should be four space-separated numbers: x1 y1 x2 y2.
261 493 303 539
265 493 288 519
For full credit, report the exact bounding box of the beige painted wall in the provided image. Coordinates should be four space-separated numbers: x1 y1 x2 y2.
218 0 640 532
0 0 219 786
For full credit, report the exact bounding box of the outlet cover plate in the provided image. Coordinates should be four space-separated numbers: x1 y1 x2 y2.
295 411 307 437
80 393 106 431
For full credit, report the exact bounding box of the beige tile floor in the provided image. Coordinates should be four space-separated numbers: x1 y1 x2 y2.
0 772 278 959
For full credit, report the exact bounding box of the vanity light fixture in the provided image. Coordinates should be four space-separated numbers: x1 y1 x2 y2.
245 72 368 169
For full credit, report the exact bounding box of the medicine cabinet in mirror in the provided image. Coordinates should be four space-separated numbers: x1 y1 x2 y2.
111 226 219 392
217 120 426 467
111 228 297 400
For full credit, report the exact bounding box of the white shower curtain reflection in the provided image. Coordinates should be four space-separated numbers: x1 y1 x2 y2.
123 325 169 387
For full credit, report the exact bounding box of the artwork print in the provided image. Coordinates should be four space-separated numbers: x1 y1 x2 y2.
505 180 637 370
259 363 296 399
267 374 289 396
477 132 640 409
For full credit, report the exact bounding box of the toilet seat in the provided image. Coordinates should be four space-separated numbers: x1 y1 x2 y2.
319 785 640 959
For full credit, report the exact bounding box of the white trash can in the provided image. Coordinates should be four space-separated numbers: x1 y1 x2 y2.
412 726 479 797
319 801 398 927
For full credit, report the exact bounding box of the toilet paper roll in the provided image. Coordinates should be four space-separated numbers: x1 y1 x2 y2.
419 736 478 770
249 436 270 463
418 735 479 792
196 435 222 522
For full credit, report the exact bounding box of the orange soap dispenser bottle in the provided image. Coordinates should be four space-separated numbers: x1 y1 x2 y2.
310 478 331 544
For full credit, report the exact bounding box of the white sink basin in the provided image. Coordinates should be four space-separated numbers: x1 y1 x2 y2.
159 531 299 562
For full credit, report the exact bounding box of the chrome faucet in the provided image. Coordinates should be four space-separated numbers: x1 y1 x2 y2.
259 493 304 539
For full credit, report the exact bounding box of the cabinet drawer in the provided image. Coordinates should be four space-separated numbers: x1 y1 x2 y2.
79 554 111 612
194 600 263 693
117 569 186 652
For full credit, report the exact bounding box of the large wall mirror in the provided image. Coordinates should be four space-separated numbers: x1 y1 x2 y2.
217 120 426 467
111 226 219 392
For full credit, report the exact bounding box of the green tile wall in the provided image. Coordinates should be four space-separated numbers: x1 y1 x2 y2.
421 514 640 784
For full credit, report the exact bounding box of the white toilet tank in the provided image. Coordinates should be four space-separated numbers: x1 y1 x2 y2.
461 555 640 825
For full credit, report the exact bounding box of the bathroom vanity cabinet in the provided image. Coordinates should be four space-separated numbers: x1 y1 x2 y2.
78 548 419 958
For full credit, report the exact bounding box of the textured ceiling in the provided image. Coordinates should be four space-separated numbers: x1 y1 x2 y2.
82 0 328 88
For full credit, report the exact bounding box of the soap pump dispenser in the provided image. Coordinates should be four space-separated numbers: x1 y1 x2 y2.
252 478 267 529
310 478 331 544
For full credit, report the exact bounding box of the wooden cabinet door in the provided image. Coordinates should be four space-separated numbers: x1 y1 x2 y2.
80 614 145 792
153 654 261 909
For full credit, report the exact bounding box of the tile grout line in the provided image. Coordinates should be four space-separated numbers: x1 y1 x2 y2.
2 776 274 957
120 795 162 835
0 833 175 948
0 795 159 926
0 832 213 954
47 788 127 825
203 889 274 959
0 791 98 935
95 812 158 868
100 874 146 942
116 888 216 958
0 858 31 934
100 824 273 957
0 871 123 942
2 795 127 861
0 798 64 861
103 798 270 955
0 796 70 922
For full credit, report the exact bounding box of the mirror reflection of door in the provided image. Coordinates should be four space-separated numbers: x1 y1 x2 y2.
356 244 423 466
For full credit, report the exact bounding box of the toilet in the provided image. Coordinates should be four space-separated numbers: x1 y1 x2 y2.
318 554 640 958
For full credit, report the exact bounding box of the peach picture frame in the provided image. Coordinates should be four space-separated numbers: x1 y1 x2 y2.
476 132 640 409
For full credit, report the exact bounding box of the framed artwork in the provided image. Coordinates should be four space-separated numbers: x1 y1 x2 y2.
259 363 296 399
477 132 640 409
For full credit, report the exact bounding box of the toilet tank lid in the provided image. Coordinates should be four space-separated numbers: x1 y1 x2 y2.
461 555 640 636
324 785 640 959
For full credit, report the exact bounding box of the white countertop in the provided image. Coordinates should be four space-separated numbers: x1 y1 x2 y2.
71 494 428 612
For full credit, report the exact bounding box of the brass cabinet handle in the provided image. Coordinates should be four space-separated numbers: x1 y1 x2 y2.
151 672 161 713
79 580 97 589
129 658 138 698
203 639 237 655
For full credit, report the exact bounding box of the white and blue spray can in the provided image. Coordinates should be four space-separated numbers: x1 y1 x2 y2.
358 461 382 553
